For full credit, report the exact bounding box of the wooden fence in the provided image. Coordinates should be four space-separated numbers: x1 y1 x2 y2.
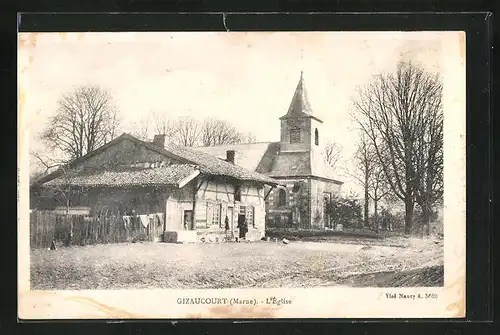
30 210 164 249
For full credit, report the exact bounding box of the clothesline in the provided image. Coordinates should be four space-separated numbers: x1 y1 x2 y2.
122 213 164 229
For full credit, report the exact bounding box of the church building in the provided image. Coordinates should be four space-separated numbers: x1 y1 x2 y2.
194 72 343 229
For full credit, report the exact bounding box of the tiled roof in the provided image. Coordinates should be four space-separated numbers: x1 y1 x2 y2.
45 164 200 188
161 141 280 185
193 142 342 183
193 142 274 171
37 134 281 187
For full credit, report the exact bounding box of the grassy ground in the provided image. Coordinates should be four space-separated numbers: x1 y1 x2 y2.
30 237 444 290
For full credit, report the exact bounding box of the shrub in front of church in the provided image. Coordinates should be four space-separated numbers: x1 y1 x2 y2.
327 196 363 229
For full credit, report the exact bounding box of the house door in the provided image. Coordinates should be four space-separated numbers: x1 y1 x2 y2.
183 210 193 231
237 214 247 238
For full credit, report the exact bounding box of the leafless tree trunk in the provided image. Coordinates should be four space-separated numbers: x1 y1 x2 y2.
354 135 374 228
350 134 390 230
352 61 443 235
413 85 443 237
41 85 120 160
369 166 391 232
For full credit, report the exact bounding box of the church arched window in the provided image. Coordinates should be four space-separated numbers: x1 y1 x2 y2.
315 128 319 145
278 189 287 207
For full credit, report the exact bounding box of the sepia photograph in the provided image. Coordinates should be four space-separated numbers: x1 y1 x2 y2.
18 31 466 319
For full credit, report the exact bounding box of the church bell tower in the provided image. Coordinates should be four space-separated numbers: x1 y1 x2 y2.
279 71 324 153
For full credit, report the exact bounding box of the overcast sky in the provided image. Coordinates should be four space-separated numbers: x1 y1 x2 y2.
19 31 449 195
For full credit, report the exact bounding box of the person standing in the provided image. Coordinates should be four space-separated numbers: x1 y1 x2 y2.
237 216 248 240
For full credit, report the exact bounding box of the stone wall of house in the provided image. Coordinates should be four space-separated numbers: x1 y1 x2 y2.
309 178 342 228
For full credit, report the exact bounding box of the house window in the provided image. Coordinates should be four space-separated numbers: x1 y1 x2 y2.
315 128 319 145
206 202 221 227
278 189 287 207
239 205 246 214
212 203 221 226
290 128 301 143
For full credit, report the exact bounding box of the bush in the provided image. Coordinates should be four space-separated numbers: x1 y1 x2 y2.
327 196 363 228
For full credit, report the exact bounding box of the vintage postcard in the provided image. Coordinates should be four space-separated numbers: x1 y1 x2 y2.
18 31 466 319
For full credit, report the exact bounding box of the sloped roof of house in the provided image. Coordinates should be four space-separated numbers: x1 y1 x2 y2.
193 142 274 172
161 140 279 185
44 164 200 188
194 142 343 184
38 133 280 188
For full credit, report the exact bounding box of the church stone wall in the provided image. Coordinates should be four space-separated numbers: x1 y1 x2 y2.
264 179 312 228
280 118 311 153
310 178 342 228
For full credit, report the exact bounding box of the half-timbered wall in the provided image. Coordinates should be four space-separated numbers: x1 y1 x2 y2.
192 177 266 240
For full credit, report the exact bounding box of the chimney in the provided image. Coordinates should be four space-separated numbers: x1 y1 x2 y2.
152 134 166 147
226 150 235 164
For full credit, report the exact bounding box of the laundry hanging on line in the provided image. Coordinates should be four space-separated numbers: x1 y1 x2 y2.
139 214 149 228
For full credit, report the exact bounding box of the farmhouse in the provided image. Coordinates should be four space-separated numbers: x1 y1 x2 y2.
30 133 280 242
195 72 343 228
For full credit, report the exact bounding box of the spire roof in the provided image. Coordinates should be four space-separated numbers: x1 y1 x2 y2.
280 71 322 122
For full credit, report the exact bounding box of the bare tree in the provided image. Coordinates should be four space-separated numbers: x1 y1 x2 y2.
171 116 201 147
243 132 257 144
413 92 443 236
368 163 391 232
152 112 179 140
41 85 120 160
43 167 88 246
30 150 65 175
133 113 259 147
353 134 375 228
323 141 342 169
130 117 152 141
200 118 244 146
352 61 443 235
348 135 391 231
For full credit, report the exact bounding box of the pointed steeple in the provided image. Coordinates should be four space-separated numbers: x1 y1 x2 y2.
280 72 321 122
